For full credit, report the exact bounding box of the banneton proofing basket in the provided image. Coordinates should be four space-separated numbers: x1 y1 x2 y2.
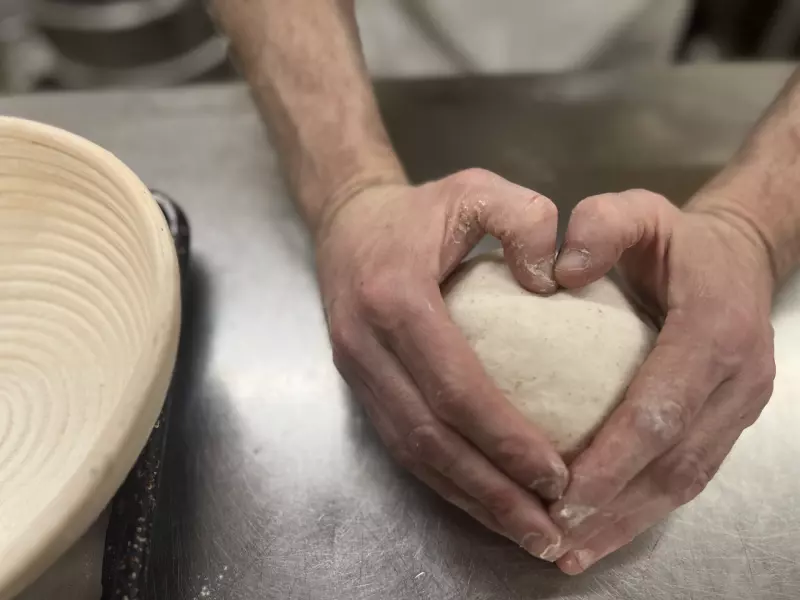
0 117 180 599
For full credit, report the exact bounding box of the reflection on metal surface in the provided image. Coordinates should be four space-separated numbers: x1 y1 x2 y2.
4 65 799 599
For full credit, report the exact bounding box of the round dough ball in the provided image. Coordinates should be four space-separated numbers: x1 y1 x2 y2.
444 251 657 458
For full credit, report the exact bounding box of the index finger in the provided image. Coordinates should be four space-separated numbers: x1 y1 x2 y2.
383 282 570 501
342 323 567 559
551 315 723 529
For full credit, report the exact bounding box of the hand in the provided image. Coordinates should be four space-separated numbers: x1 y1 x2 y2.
316 168 568 559
549 189 776 574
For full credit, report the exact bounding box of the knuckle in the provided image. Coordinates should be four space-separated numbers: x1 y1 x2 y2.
390 447 417 472
479 487 519 520
391 451 417 473
443 492 473 515
572 192 645 222
609 515 637 542
328 314 361 363
739 356 776 428
707 317 775 379
753 325 777 382
664 451 712 504
530 194 558 222
764 352 777 382
567 466 625 510
738 404 765 429
755 347 777 387
568 194 625 242
388 438 417 472
753 364 776 401
356 276 423 328
709 311 766 359
759 377 776 404
573 194 616 219
399 423 446 471
627 188 668 204
356 274 400 315
714 325 750 359
450 167 497 189
428 389 464 422
633 399 690 446
493 435 531 475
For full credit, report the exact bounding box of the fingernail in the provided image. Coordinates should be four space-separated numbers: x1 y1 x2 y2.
514 253 556 291
532 477 566 502
540 538 567 562
574 549 596 571
530 460 569 501
559 552 584 575
559 550 594 575
556 249 590 272
521 533 565 562
532 478 563 502
557 504 596 529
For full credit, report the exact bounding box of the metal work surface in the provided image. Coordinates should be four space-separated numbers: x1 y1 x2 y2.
5 64 800 599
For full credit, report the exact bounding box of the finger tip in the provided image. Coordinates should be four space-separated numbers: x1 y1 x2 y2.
542 543 569 563
536 481 565 503
536 279 559 295
522 533 568 563
520 277 558 296
554 248 607 289
553 265 594 290
557 552 586 576
551 465 570 500
531 464 568 501
555 247 590 269
505 249 558 294
553 271 585 289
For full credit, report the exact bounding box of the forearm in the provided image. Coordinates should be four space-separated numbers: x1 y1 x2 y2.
213 0 406 231
689 69 800 283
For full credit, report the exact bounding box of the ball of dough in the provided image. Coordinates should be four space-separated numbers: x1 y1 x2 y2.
444 251 657 458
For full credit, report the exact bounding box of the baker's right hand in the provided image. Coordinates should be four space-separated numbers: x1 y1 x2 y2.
315 168 568 560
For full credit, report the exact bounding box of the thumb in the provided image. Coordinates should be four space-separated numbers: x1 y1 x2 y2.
555 190 678 289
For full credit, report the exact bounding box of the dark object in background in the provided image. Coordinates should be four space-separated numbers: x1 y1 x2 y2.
32 0 232 88
101 191 190 600
680 0 800 59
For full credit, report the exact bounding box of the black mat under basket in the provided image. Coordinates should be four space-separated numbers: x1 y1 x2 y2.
100 191 190 600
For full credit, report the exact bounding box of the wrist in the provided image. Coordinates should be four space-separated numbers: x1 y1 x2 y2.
688 201 777 299
687 162 800 286
311 166 409 241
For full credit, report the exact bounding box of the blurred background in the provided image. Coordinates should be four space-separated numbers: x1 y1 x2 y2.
2 0 800 93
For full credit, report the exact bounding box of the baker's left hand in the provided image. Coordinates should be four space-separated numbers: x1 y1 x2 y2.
549 189 777 574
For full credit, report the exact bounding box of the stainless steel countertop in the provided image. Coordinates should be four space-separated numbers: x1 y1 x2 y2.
6 63 800 600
